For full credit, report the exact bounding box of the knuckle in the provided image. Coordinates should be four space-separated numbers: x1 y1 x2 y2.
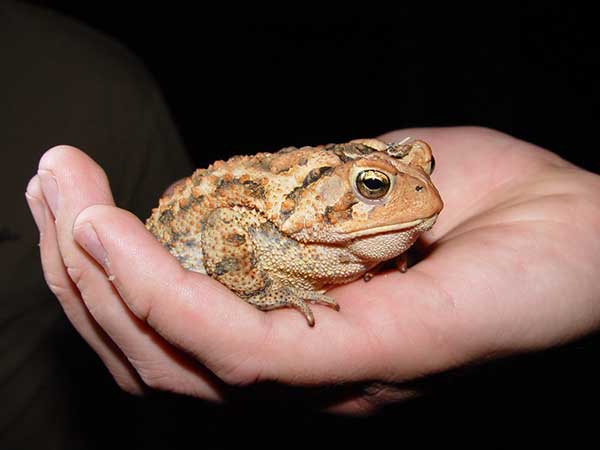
44 273 75 300
65 264 95 296
66 265 84 286
43 275 84 320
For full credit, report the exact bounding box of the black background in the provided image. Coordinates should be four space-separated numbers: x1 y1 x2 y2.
27 2 600 174
17 2 600 448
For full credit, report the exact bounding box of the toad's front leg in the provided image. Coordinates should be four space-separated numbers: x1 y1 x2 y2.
363 252 408 282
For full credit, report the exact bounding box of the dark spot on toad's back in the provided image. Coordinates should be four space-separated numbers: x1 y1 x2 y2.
302 166 334 188
214 257 241 276
328 143 376 162
280 165 335 222
191 194 204 205
159 209 175 224
251 155 273 171
169 230 183 242
191 169 208 185
215 177 265 199
226 233 246 245
242 180 265 198
386 143 412 159
277 146 298 154
184 238 198 248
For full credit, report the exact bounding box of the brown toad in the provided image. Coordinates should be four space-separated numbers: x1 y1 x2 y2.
146 138 443 326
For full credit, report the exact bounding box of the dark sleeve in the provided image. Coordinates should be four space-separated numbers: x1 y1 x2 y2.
0 2 192 449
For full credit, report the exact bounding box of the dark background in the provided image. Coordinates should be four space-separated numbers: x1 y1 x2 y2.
12 2 600 448
26 2 600 174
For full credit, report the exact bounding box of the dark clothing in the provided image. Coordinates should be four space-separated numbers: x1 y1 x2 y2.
0 2 192 448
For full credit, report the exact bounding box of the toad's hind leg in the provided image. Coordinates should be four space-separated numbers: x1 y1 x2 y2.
201 208 271 298
246 286 339 327
201 208 339 326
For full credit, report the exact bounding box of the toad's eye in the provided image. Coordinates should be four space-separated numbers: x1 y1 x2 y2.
355 170 391 199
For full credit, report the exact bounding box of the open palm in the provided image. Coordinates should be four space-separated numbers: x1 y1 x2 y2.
26 127 600 413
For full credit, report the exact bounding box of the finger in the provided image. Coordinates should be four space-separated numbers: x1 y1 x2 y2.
37 145 114 273
73 203 273 386
38 146 223 399
25 174 144 394
72 220 224 400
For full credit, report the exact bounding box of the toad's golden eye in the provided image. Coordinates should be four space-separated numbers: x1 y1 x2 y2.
355 170 391 199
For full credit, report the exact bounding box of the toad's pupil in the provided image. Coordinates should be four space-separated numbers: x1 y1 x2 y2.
364 177 384 190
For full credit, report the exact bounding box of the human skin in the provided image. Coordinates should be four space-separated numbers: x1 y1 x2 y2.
25 127 600 414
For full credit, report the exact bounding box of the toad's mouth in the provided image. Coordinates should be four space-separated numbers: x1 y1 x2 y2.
344 213 439 239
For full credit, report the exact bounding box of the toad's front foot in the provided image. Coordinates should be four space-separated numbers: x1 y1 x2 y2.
363 253 408 282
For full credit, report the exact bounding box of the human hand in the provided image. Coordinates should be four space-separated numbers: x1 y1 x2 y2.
25 127 600 413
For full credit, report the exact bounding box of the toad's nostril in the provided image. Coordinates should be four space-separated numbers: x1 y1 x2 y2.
415 185 424 192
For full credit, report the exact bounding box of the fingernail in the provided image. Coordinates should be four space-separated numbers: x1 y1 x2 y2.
38 169 59 216
25 192 47 234
74 222 109 269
